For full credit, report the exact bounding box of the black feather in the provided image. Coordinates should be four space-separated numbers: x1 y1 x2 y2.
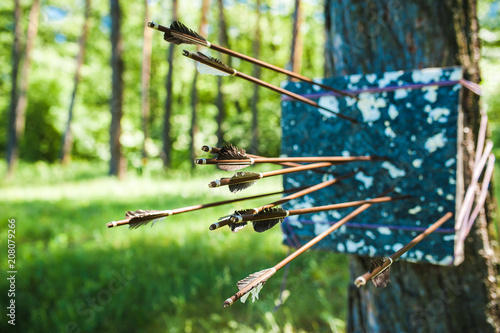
228 172 261 193
227 209 254 233
252 207 287 232
369 257 392 288
164 21 207 45
229 181 257 193
216 143 250 171
218 142 247 160
229 222 247 233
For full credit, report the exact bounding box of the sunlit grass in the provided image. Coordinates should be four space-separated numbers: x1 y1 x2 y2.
0 161 349 333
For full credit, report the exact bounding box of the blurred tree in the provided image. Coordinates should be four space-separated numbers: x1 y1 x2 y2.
60 0 91 165
141 0 152 161
109 0 126 178
7 0 40 176
324 0 499 332
250 0 261 154
289 0 304 76
215 0 230 147
189 0 210 170
6 0 21 176
162 0 178 168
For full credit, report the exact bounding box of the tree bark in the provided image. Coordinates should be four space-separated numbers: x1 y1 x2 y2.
162 0 178 168
109 0 126 178
250 0 261 154
189 0 210 170
289 0 304 77
60 0 91 165
323 1 499 332
7 0 40 176
141 0 152 161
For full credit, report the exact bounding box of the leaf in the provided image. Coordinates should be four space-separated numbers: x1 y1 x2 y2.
369 257 392 288
164 20 207 46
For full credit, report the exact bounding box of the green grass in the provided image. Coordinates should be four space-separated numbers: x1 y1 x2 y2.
0 162 349 333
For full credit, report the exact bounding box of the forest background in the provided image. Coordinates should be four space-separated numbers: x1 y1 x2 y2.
0 0 499 332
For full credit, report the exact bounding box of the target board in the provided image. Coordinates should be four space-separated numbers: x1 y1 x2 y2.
280 66 463 265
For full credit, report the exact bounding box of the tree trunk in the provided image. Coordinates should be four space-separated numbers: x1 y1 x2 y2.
250 0 261 154
141 0 152 161
6 0 22 177
109 0 126 178
162 0 178 168
215 0 230 147
323 1 499 332
189 0 210 170
60 0 91 165
7 0 40 176
289 0 304 77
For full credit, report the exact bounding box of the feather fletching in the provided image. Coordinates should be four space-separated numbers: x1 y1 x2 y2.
252 207 287 232
164 21 208 46
229 182 257 193
196 62 230 76
195 52 234 75
237 268 274 303
218 143 247 159
216 143 251 171
228 208 254 232
126 210 168 229
369 257 392 288
228 172 261 193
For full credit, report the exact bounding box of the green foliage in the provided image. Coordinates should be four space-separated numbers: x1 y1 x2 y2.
0 162 349 332
479 1 500 156
0 0 327 169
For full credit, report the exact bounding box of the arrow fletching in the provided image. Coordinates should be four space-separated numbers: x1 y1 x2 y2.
197 62 230 76
164 20 208 46
227 209 254 233
224 267 276 307
251 207 288 232
228 172 262 193
217 142 248 159
125 209 171 229
368 257 392 288
215 144 252 170
184 51 236 76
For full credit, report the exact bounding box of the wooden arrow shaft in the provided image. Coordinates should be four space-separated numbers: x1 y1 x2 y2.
198 156 377 164
234 71 358 123
148 21 354 98
259 171 357 210
201 145 333 174
355 212 453 287
237 195 407 223
208 43 355 98
182 51 357 124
